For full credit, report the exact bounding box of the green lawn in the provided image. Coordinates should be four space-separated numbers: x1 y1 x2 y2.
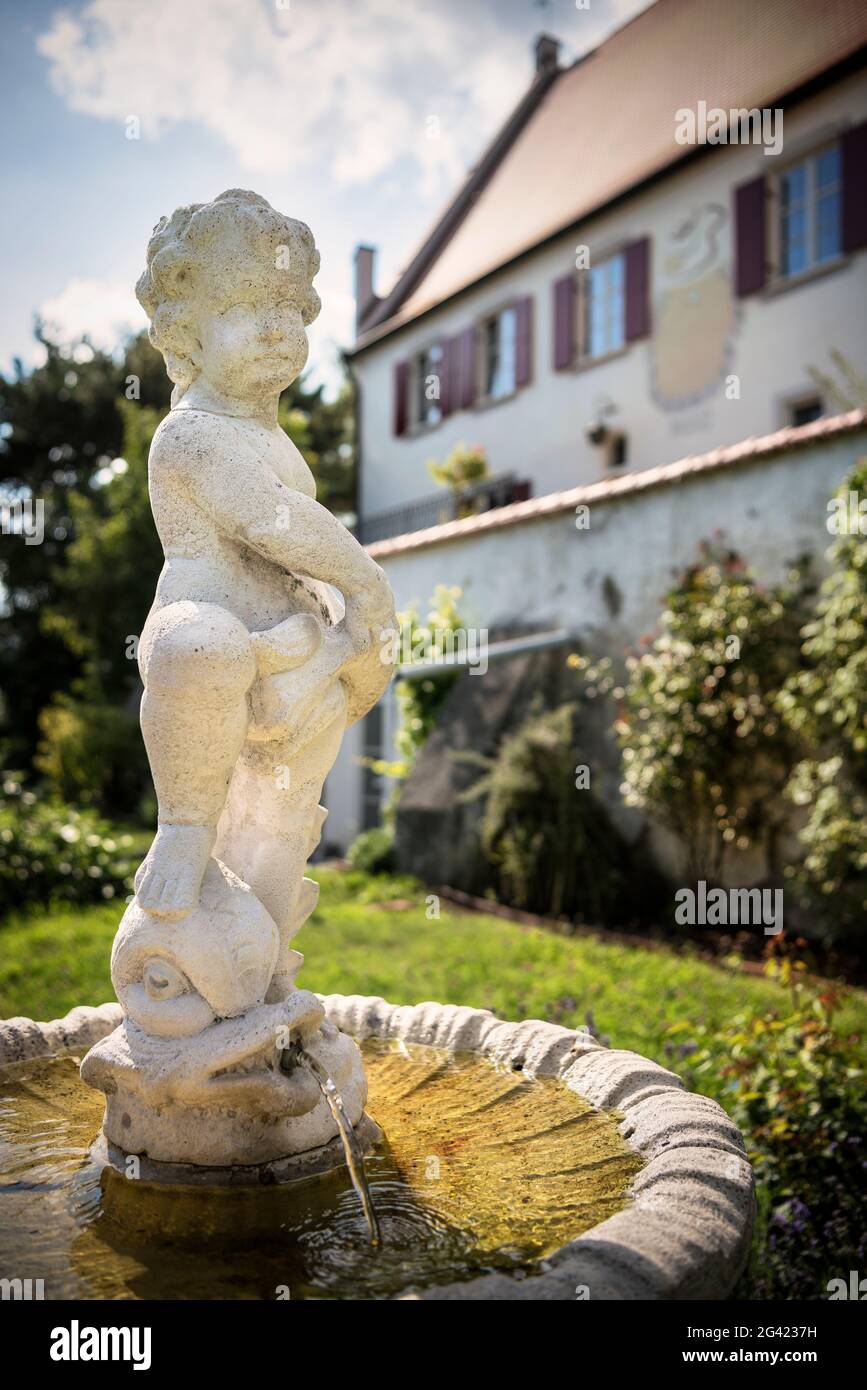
2 867 865 1084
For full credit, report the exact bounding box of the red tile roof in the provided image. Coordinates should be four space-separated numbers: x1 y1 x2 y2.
357 0 867 348
366 409 867 558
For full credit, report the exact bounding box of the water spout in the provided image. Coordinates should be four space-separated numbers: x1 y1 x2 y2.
280 1040 381 1246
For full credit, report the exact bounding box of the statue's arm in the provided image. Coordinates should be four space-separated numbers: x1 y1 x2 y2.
156 413 391 615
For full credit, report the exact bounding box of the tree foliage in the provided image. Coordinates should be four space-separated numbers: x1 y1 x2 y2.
0 331 168 766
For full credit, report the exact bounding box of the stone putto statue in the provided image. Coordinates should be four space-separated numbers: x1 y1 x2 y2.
81 190 395 1176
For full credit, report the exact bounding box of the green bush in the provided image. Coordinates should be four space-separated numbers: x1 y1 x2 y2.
0 778 136 915
369 584 466 787
347 825 396 876
613 545 809 882
463 701 663 924
35 697 150 818
777 460 867 939
670 946 867 1298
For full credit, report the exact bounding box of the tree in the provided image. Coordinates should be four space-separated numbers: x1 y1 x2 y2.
35 400 165 813
0 329 169 768
279 378 355 517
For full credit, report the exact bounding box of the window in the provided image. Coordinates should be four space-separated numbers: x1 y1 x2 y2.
777 144 841 279
789 397 824 428
609 433 628 467
480 306 517 400
579 253 625 361
413 343 444 429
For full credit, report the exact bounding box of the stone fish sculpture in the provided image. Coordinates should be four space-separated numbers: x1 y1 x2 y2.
81 190 396 1176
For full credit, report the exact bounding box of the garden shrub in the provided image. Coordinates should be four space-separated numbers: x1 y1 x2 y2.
0 777 136 914
462 700 662 924
364 583 467 793
347 825 396 875
612 544 810 883
427 442 489 514
777 460 867 940
35 696 150 818
670 945 867 1299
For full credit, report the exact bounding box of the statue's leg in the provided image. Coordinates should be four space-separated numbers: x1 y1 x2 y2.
135 600 256 918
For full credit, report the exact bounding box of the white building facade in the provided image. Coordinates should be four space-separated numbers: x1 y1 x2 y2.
323 0 867 855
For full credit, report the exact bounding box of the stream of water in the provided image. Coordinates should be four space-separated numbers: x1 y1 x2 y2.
295 1046 381 1247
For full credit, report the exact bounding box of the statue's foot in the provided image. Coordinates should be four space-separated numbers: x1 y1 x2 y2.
135 823 216 919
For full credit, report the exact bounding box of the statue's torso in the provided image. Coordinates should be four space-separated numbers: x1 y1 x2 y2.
147 409 333 632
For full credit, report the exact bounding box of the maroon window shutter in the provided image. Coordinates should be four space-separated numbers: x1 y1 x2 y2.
842 120 867 253
447 333 463 412
552 275 575 370
438 338 453 416
734 177 766 296
624 237 651 341
514 296 533 387
459 325 477 409
393 360 409 436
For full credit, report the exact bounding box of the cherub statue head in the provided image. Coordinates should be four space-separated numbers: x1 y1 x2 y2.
136 189 320 408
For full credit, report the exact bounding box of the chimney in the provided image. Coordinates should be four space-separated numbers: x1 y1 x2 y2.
354 244 378 334
534 33 560 77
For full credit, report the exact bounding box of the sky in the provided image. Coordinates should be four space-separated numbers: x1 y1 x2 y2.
0 0 650 392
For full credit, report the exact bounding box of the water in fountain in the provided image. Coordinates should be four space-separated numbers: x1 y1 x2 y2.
280 1042 381 1246
0 1042 640 1299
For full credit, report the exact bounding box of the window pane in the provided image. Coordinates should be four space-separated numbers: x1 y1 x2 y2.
586 271 605 357
816 190 841 262
482 310 518 400
492 307 517 397
484 320 499 397
585 255 625 358
781 163 807 208
781 206 807 276
609 285 625 352
778 147 842 278
816 145 840 191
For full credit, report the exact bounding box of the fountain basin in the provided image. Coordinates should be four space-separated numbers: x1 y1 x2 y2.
0 997 754 1300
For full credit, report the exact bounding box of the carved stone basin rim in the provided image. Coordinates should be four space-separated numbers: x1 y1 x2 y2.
0 996 755 1302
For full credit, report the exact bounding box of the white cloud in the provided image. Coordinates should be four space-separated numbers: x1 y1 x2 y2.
38 278 147 352
37 0 530 191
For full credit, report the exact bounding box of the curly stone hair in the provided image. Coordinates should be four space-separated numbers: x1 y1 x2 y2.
135 188 320 397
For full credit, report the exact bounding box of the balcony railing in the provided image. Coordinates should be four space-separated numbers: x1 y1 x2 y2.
357 473 531 545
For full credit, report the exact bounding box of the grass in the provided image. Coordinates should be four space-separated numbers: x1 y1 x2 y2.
2 867 865 1083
